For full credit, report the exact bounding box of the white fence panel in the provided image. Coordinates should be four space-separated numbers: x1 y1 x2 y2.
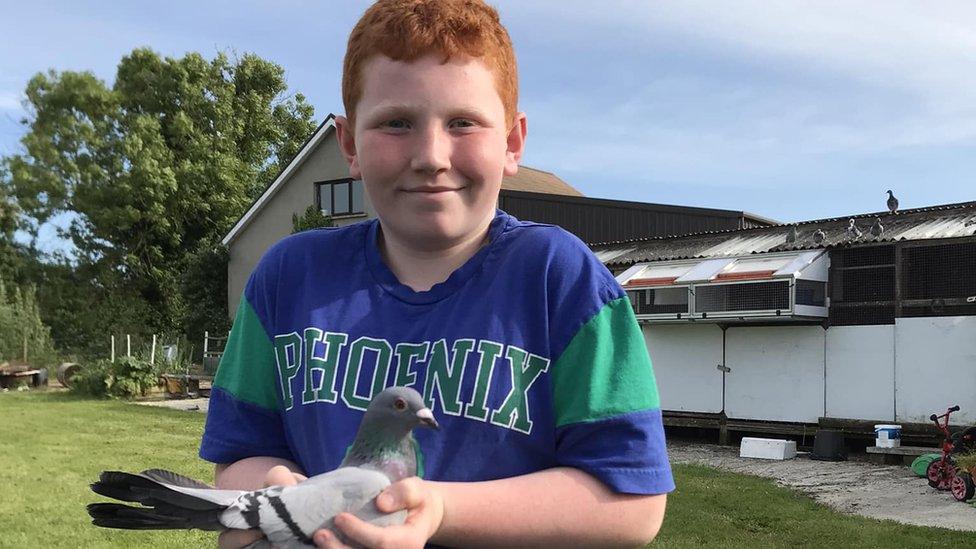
643 324 724 413
825 325 895 421
725 326 826 422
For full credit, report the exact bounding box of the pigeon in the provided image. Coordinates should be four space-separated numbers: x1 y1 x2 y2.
87 386 439 548
785 225 798 245
886 190 899 214
869 217 884 238
846 218 862 240
812 229 826 245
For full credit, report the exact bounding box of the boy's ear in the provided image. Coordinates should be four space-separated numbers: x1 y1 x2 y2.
335 115 362 180
503 112 528 177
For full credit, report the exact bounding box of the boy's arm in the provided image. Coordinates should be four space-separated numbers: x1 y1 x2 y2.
214 456 305 490
318 467 666 549
214 458 308 549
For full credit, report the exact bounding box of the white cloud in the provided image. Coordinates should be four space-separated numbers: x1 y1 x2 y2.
505 0 976 192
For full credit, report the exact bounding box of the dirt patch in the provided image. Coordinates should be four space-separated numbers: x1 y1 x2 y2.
669 440 976 531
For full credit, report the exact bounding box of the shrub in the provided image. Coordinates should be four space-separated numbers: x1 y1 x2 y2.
70 356 158 399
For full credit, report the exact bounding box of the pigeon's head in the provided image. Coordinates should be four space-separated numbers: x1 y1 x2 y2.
887 189 894 196
366 386 440 432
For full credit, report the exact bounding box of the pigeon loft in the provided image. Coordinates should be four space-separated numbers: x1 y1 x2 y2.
739 437 797 460
618 250 829 323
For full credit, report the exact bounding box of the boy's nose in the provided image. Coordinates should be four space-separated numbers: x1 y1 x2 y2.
410 125 451 174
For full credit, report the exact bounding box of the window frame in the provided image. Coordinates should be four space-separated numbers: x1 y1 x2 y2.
314 178 365 217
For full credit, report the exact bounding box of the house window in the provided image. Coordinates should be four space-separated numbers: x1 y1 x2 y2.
316 179 365 216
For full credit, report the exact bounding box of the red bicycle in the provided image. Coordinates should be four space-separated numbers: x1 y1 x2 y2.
927 406 960 491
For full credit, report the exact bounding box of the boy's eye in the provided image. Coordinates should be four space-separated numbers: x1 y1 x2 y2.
449 119 476 129
381 119 410 130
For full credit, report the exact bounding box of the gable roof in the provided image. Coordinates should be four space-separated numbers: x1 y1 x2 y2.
221 114 583 245
502 166 583 196
222 115 337 246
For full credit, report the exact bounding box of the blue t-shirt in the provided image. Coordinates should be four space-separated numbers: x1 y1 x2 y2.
201 210 674 495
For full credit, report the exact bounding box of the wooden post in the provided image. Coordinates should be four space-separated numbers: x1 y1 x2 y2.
111 335 116 363
150 334 157 365
126 334 131 358
23 333 28 363
204 331 210 357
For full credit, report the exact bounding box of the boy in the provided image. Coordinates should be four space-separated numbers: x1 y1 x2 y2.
202 1 674 547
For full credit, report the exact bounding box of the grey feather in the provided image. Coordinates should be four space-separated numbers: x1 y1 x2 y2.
88 386 438 547
887 189 899 214
846 218 862 240
785 225 797 244
870 217 884 237
813 229 826 245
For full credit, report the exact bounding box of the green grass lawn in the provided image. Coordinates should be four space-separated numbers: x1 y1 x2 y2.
2 390 975 548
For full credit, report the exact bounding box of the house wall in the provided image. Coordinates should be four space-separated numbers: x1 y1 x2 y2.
227 130 373 317
644 316 976 425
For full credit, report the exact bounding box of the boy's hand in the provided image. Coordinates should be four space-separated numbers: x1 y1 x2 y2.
314 477 444 549
217 465 308 549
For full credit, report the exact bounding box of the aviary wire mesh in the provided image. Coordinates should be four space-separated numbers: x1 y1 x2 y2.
901 241 976 318
694 281 790 313
829 246 896 326
626 287 689 316
795 279 827 307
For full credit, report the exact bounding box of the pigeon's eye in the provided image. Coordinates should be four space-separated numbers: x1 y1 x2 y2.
393 398 407 411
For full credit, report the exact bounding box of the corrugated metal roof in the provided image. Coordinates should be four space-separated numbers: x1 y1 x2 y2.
592 200 976 266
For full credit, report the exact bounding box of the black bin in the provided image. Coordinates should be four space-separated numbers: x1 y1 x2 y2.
811 429 847 461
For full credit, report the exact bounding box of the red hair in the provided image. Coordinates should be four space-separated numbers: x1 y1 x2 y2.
343 0 518 123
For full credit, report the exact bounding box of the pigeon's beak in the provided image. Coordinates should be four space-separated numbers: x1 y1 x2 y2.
416 408 440 430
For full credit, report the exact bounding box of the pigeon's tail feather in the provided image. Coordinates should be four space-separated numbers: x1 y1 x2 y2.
89 470 246 532
92 470 243 510
87 502 226 531
141 468 215 490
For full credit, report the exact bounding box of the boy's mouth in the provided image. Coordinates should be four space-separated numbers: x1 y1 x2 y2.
403 186 463 194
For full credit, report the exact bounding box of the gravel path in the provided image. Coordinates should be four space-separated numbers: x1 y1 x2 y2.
669 441 976 531
135 397 209 413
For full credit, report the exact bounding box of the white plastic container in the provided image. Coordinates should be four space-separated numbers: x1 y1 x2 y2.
739 437 797 460
874 424 902 448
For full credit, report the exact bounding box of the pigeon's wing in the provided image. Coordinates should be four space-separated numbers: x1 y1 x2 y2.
221 467 403 548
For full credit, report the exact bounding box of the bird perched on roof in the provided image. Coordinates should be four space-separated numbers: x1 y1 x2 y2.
870 217 884 238
847 218 862 240
886 190 899 214
813 229 826 245
786 224 798 244
87 387 439 548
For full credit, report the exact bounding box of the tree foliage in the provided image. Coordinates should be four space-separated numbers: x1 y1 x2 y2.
2 48 316 354
291 205 335 234
0 276 56 368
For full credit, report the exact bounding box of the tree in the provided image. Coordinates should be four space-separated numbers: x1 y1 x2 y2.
0 172 27 284
2 48 316 353
292 205 335 234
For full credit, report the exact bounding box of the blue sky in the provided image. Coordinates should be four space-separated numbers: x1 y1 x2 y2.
2 1 975 253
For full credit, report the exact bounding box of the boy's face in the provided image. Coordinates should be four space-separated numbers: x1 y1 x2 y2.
337 54 526 252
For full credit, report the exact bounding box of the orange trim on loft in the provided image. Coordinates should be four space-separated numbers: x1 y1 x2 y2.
624 276 679 287
714 269 777 281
